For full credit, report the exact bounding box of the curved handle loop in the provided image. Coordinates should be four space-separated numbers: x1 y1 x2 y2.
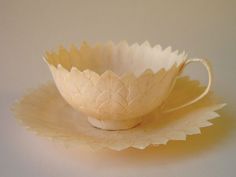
164 58 212 113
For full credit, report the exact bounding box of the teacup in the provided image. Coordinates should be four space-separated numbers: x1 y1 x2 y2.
44 41 212 130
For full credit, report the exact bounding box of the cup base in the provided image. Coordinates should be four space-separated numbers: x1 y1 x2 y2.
87 117 142 130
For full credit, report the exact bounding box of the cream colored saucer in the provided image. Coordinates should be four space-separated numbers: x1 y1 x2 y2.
12 76 225 150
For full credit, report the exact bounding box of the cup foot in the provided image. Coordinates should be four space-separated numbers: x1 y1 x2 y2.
87 117 142 130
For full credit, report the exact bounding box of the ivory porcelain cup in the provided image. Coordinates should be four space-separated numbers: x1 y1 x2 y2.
44 41 212 130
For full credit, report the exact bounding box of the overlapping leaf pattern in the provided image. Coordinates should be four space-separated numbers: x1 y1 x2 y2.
45 41 186 120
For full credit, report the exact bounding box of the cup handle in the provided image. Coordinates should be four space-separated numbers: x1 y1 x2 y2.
164 58 212 113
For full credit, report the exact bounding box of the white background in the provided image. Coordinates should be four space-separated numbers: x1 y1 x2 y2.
0 0 236 177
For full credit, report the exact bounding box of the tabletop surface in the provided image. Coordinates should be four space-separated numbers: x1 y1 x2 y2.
1 1 236 177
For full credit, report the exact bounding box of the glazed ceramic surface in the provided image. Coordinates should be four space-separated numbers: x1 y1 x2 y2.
44 41 211 130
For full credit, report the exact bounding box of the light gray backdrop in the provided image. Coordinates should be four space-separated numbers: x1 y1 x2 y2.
0 0 235 177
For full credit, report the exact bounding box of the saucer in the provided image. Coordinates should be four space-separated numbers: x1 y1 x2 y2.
13 76 225 150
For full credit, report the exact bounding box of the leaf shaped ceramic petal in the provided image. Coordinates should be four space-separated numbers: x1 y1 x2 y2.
12 76 225 151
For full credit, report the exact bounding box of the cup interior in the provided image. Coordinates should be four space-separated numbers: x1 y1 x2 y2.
45 42 186 76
